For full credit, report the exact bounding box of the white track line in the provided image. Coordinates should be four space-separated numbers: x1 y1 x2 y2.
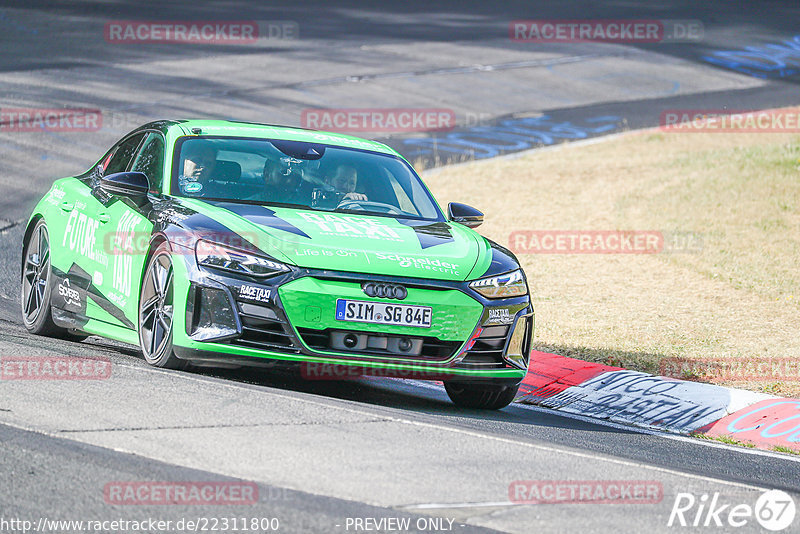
36 360 788 492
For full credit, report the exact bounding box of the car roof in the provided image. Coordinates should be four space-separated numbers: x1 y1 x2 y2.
134 119 400 157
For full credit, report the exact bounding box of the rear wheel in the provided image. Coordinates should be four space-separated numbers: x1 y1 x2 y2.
21 220 62 336
139 244 186 369
21 220 93 342
444 382 520 410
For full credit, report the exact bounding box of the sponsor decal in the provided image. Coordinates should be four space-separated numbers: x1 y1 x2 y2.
103 481 259 505
294 248 359 259
62 210 107 266
46 187 66 204
184 182 203 193
54 264 134 329
237 285 271 303
157 209 190 224
92 270 103 286
110 211 143 298
486 307 514 325
296 212 402 241
668 489 795 530
373 252 460 276
57 278 81 308
107 290 127 308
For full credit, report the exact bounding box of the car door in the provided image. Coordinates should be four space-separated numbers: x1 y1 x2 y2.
90 132 163 330
45 132 147 333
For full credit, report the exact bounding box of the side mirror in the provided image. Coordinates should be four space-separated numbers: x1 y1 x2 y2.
100 172 150 205
447 202 483 229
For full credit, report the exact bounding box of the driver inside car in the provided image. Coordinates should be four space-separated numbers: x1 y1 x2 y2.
329 164 368 201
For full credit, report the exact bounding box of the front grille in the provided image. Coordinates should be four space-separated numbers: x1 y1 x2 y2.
296 327 461 361
230 302 302 353
460 325 509 367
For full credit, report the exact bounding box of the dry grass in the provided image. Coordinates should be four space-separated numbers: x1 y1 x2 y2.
424 111 800 397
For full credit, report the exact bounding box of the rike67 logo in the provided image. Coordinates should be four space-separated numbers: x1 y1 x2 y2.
668 490 796 531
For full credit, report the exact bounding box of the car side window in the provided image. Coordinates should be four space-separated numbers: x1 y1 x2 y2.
104 133 146 176
130 133 165 192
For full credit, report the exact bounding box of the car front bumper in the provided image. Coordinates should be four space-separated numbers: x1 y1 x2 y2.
171 259 534 384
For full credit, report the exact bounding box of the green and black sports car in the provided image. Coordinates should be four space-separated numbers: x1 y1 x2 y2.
21 120 533 409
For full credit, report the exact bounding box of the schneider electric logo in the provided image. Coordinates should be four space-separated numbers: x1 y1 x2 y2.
668 490 796 531
374 253 460 276
58 279 81 307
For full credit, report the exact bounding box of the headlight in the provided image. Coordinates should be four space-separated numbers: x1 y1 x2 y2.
469 269 527 299
195 240 290 277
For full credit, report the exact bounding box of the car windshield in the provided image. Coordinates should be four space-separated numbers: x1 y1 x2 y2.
171 136 442 220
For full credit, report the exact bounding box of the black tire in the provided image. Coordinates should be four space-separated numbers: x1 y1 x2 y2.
138 243 187 369
21 220 65 336
444 382 520 410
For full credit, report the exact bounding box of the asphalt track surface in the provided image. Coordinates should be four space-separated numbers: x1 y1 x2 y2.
1 2 800 533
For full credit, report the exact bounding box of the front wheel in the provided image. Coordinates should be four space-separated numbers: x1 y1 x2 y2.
444 382 520 410
138 244 186 369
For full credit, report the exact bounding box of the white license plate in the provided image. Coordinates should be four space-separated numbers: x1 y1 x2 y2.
335 299 432 328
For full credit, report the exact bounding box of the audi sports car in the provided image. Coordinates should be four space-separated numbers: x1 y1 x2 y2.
21 120 533 409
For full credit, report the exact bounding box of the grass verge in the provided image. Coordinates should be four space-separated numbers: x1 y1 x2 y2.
425 108 800 397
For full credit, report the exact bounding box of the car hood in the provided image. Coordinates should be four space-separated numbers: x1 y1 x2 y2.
176 199 492 281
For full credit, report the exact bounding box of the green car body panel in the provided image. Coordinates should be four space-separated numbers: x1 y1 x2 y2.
23 120 533 387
